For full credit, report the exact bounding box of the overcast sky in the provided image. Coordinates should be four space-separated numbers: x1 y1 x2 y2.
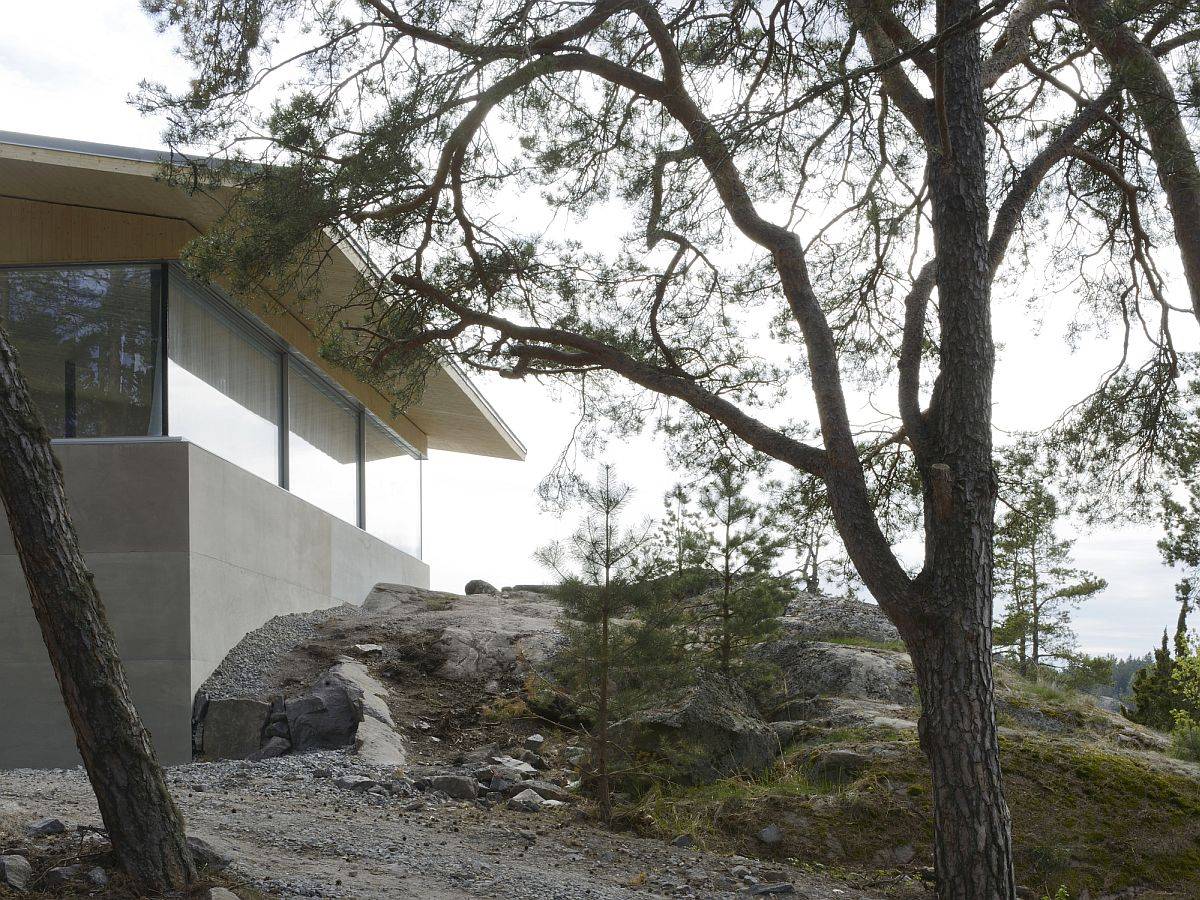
2 0 1192 658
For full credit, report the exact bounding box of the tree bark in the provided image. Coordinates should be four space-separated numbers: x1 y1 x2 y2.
596 604 612 823
909 605 1016 897
899 0 1017 896
0 324 196 892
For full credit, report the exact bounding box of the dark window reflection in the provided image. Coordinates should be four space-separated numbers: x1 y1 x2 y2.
0 266 161 438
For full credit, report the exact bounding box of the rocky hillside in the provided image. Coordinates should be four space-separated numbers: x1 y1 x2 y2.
188 582 1197 897
2 584 1195 899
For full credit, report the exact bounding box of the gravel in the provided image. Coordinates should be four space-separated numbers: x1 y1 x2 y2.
0 754 892 900
199 605 355 699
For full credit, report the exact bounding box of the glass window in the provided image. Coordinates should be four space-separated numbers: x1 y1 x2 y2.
0 265 161 437
168 277 281 483
288 363 358 524
364 419 422 557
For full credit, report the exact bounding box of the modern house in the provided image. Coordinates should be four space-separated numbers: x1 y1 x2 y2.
0 131 523 768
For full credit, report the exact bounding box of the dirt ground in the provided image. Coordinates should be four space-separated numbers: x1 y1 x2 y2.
0 752 906 899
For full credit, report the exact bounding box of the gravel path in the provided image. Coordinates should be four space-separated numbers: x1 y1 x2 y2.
0 754 895 900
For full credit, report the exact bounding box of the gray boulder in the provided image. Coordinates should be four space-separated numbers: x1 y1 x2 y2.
755 639 916 713
334 775 378 791
0 855 32 891
286 673 363 752
465 579 498 595
431 774 479 800
25 817 66 837
249 736 291 760
501 779 575 803
782 593 900 644
807 748 873 783
508 788 548 812
610 675 780 787
188 835 233 872
203 698 270 760
44 865 84 888
758 824 784 845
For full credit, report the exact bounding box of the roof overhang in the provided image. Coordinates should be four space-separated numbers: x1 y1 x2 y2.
0 130 525 461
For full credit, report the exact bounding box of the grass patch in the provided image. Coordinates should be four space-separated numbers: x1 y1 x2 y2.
628 732 1200 897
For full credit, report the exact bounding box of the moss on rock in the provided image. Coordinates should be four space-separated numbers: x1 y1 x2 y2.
631 730 1200 896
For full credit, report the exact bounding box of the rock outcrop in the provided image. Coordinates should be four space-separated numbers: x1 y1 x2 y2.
610 675 781 786
754 638 917 716
195 660 407 765
780 593 901 644
327 658 408 766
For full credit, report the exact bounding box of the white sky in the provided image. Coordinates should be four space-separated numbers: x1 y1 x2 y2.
2 0 1192 657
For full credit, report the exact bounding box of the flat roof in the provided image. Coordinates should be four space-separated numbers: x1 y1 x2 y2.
0 130 525 461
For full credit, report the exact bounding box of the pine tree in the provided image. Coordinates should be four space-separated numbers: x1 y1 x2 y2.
652 482 710 601
537 464 683 820
1127 630 1182 729
687 457 787 678
993 451 1106 679
1126 580 1198 729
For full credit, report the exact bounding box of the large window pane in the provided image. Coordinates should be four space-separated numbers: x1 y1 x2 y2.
168 278 281 483
0 265 160 437
365 420 422 557
288 364 357 524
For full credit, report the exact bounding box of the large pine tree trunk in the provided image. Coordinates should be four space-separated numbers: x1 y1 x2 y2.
906 557 1015 897
910 0 1016 894
900 456 1016 900
0 325 196 892
912 621 1014 896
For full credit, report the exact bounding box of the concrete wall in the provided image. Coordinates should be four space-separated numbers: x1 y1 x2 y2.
0 439 427 770
185 442 429 693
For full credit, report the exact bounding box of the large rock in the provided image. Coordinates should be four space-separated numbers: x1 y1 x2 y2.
754 639 916 714
0 855 32 891
328 658 408 766
187 835 233 872
465 579 498 595
610 675 780 787
781 593 900 644
501 779 575 803
769 698 918 740
202 698 270 760
25 817 66 837
430 774 478 800
437 626 520 680
285 673 363 752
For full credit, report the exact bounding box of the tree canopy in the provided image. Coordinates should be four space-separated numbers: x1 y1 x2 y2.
138 1 1200 895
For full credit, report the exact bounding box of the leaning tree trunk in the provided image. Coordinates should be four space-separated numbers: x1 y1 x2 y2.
0 325 196 892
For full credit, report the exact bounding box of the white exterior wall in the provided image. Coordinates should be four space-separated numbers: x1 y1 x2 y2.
0 439 428 769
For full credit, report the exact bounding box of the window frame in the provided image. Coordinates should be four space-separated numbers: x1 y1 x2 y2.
0 259 167 440
0 260 424 555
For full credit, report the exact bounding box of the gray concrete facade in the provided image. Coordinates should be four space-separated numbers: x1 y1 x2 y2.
0 438 428 769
